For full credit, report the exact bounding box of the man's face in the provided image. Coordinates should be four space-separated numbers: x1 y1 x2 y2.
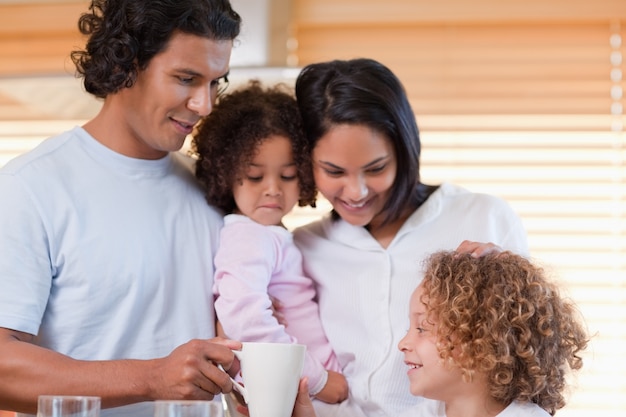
111 31 232 159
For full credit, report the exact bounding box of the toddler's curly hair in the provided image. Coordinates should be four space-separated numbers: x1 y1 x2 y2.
192 80 316 213
420 251 588 415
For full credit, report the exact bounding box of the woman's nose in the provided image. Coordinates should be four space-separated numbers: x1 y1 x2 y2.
344 175 368 201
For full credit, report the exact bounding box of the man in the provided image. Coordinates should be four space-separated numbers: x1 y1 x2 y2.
0 1 242 415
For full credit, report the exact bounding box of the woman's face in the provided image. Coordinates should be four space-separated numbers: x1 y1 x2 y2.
312 124 397 227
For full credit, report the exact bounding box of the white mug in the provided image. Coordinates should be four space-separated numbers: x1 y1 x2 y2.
229 342 305 417
37 396 100 417
153 400 223 417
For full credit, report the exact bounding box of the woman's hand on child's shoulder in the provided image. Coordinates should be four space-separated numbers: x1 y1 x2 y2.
314 370 348 404
455 240 503 258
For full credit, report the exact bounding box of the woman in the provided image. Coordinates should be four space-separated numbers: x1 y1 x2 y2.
292 58 529 417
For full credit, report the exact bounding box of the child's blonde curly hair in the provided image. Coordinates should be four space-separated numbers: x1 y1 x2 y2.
420 251 588 415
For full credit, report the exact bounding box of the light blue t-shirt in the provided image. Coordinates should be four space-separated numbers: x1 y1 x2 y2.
0 127 223 417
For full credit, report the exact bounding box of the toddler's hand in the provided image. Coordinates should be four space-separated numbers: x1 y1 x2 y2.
313 371 348 404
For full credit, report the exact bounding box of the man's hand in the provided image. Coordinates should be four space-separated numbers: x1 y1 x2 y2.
146 337 242 400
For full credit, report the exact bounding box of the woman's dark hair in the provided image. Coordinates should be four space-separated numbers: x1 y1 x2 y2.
192 80 317 214
71 0 241 98
295 58 437 225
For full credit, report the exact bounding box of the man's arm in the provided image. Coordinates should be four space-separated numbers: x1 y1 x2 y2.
0 328 241 414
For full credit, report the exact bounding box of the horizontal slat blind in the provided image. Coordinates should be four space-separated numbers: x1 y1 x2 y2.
295 22 615 118
0 1 87 76
417 128 626 417
291 3 625 416
293 0 626 24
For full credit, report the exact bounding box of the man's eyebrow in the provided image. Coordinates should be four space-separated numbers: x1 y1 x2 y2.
175 68 202 77
174 69 230 79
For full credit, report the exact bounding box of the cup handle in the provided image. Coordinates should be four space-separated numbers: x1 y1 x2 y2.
218 360 249 404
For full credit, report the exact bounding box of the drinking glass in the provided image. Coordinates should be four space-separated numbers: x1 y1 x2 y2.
37 396 100 417
153 400 223 417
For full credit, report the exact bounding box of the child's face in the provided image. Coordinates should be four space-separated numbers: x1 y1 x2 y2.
232 135 300 226
398 284 465 402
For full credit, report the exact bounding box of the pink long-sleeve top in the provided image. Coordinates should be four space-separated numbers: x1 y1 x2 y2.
213 214 342 395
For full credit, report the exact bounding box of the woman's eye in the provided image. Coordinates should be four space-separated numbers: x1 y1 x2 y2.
323 168 343 177
367 165 386 174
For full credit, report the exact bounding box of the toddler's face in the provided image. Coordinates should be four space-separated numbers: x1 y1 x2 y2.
232 135 300 226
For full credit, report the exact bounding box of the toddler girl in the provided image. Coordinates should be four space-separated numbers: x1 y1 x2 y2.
399 251 588 417
192 80 347 403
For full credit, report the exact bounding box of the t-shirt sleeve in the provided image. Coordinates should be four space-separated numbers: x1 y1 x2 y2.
0 173 52 334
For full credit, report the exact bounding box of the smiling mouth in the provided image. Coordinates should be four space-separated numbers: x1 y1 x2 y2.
341 198 371 209
171 118 196 132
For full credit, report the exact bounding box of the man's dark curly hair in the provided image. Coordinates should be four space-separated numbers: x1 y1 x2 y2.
70 0 241 98
192 80 317 214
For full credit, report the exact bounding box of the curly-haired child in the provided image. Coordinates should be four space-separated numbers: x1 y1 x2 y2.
192 80 348 403
398 251 588 417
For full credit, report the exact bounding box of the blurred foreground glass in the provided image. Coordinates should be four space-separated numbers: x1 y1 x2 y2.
37 396 100 417
154 401 223 417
